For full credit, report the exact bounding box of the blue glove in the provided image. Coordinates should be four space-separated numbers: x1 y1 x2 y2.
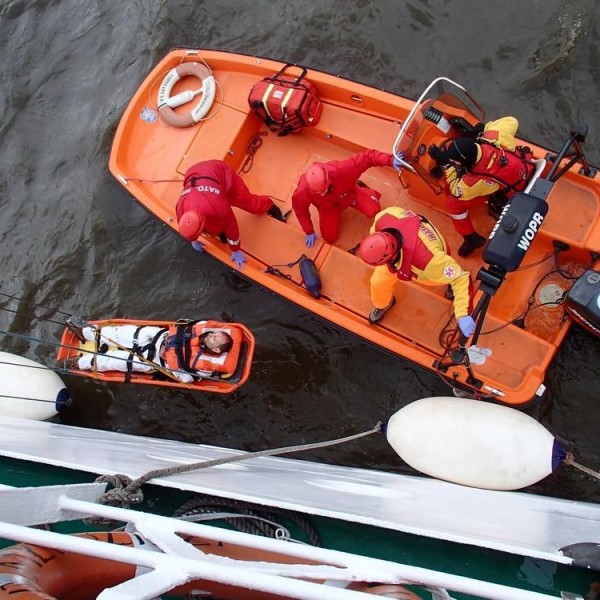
230 250 246 269
305 233 317 248
191 241 204 253
458 316 476 337
392 153 405 170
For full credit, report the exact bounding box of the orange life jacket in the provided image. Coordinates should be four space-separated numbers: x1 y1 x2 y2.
162 320 243 378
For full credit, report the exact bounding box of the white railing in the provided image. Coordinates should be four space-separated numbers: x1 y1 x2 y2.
0 484 575 600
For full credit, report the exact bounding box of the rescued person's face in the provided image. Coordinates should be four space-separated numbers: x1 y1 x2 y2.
204 332 229 353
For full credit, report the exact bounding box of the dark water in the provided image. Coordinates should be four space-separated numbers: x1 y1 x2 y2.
1 1 599 502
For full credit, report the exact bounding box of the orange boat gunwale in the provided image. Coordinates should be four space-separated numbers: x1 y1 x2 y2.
109 48 600 407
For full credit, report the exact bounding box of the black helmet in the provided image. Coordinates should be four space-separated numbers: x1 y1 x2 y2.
448 137 478 168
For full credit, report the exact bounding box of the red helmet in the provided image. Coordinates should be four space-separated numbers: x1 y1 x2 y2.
359 232 399 265
305 164 330 194
178 211 205 241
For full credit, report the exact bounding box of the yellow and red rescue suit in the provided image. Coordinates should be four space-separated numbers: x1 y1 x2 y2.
162 320 243 378
443 117 534 235
369 207 471 319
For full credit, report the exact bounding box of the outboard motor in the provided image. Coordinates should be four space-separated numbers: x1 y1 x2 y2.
483 188 549 272
457 182 552 358
563 270 600 337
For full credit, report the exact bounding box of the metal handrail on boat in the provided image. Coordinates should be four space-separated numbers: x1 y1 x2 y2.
392 76 485 170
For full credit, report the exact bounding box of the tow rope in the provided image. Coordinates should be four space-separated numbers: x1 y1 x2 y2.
88 422 384 515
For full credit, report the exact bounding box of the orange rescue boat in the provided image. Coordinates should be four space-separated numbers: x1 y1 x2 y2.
109 48 600 407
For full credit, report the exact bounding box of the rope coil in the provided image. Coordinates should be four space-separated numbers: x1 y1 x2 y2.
241 132 268 173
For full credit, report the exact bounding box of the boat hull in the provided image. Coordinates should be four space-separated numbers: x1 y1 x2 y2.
109 48 600 406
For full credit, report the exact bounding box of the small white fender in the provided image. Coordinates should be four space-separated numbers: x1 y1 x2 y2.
0 352 70 420
386 396 564 490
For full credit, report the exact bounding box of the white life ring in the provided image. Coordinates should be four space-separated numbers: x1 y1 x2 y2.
157 62 216 127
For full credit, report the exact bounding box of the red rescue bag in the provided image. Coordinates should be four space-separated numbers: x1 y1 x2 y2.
248 64 322 136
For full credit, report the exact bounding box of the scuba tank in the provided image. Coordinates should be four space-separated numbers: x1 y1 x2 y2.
299 254 321 298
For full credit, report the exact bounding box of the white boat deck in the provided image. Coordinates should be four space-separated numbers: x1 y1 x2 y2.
0 416 597 566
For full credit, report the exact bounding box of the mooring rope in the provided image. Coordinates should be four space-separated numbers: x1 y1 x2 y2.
92 422 384 510
564 452 600 480
0 329 109 380
0 291 73 319
173 495 322 546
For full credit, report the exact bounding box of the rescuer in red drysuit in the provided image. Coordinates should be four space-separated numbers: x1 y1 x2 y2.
292 149 403 247
176 160 284 269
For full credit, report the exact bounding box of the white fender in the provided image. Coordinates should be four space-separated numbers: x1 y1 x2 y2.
386 396 563 490
0 352 70 420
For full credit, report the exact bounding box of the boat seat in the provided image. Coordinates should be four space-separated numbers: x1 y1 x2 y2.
310 103 399 154
316 246 450 355
179 106 259 175
235 208 309 287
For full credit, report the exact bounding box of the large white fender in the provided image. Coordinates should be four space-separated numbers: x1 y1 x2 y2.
386 396 565 490
0 352 70 420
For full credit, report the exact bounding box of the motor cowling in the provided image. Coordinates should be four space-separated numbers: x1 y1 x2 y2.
563 270 600 337
483 192 549 272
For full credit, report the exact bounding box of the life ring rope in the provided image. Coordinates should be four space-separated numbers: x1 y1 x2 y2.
157 59 217 127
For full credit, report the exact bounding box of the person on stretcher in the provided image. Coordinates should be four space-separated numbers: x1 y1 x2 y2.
66 319 235 383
